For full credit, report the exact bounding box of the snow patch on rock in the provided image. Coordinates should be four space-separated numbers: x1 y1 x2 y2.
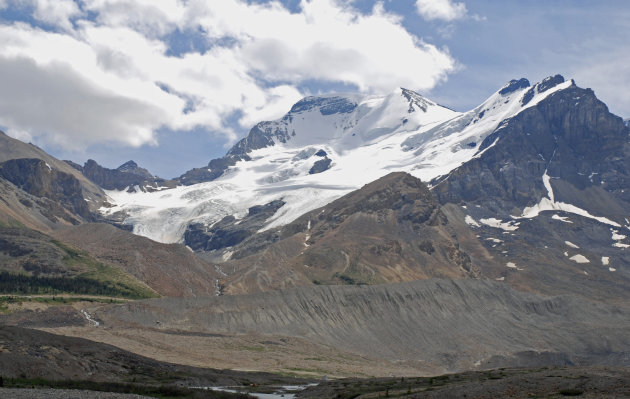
569 254 590 264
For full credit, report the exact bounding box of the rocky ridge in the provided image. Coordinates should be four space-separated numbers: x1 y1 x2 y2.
73 159 175 192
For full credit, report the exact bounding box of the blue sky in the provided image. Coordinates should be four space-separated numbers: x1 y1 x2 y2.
0 0 628 178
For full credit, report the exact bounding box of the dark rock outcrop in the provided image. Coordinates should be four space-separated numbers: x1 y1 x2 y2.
434 83 630 214
308 157 332 174
82 159 146 191
289 96 357 115
178 154 246 186
499 78 530 95
184 200 285 252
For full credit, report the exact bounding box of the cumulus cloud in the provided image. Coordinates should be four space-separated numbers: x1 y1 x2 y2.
416 0 467 22
0 0 458 152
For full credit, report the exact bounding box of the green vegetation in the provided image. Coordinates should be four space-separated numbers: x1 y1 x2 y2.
0 295 124 312
51 239 157 298
3 377 254 398
0 271 153 298
0 227 158 298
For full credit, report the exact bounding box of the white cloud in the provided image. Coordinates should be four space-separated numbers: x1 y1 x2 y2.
416 0 467 22
0 0 457 152
31 0 82 31
4 0 81 30
80 0 186 36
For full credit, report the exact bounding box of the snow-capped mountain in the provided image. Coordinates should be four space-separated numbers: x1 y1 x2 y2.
101 76 578 246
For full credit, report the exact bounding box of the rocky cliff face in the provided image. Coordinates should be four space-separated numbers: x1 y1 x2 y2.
0 131 106 212
433 83 630 213
431 80 630 301
0 158 91 222
184 199 285 252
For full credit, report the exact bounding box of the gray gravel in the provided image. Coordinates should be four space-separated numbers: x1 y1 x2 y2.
0 388 150 398
97 278 630 372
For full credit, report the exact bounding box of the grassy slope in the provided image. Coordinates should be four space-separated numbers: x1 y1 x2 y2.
0 225 158 299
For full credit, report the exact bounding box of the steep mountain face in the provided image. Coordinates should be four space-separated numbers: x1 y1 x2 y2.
220 172 493 294
429 77 630 300
0 131 106 211
177 89 456 186
0 131 109 233
433 77 630 214
75 159 174 192
0 158 91 222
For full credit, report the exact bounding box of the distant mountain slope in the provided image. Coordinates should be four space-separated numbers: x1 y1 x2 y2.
0 131 106 209
432 76 630 301
53 223 220 297
218 172 494 294
0 131 220 297
72 159 176 192
0 225 156 298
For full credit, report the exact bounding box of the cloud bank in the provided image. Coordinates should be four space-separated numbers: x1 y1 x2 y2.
0 0 457 151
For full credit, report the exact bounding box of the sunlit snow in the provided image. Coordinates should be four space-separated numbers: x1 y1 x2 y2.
465 215 481 227
569 254 590 264
551 214 572 223
479 218 519 231
515 170 620 228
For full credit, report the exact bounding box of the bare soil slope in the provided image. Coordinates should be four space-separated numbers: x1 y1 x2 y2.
53 223 220 297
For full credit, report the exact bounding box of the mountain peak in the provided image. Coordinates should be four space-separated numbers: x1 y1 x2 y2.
520 74 573 107
289 95 359 115
117 160 138 170
537 74 566 93
116 160 153 179
400 87 433 113
498 78 530 96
